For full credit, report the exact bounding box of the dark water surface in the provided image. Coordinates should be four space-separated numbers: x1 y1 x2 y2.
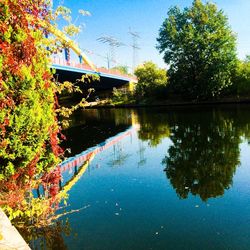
30 105 250 249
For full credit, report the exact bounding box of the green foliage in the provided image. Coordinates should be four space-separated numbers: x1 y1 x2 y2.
112 87 135 105
0 0 60 179
157 0 237 100
52 5 90 38
57 74 99 128
227 56 250 96
54 6 72 22
0 0 94 229
111 65 129 75
63 24 81 36
134 61 167 98
0 0 93 176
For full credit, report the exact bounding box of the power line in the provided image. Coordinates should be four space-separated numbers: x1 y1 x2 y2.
97 35 125 69
129 28 140 71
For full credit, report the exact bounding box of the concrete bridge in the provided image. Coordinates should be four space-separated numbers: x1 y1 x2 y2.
52 58 137 91
28 13 137 90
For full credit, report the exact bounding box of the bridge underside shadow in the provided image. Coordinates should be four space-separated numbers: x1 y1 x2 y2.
54 68 130 91
61 109 132 156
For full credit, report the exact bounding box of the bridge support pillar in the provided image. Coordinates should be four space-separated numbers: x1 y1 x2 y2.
79 55 83 64
64 47 70 65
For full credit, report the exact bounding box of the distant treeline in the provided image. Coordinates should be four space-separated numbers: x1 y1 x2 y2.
112 0 250 104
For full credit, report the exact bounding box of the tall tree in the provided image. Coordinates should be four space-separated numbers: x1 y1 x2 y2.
157 0 237 100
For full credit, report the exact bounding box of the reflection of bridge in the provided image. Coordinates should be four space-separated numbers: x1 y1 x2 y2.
38 126 135 199
60 126 134 174
59 126 136 192
39 111 140 198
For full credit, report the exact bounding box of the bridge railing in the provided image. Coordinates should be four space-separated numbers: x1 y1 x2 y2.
52 58 137 82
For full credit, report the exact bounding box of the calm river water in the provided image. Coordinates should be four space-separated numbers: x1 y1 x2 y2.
28 105 250 249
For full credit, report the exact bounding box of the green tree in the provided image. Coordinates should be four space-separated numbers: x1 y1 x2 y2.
157 0 237 100
112 65 129 75
134 61 167 98
228 56 250 96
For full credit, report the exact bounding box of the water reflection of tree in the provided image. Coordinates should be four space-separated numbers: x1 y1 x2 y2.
134 107 250 200
137 141 147 167
163 111 242 201
19 220 70 250
137 109 170 147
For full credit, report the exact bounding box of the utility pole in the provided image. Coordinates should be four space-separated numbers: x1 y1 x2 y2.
129 28 140 72
97 36 124 69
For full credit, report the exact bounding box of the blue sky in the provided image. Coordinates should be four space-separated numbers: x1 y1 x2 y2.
53 0 250 69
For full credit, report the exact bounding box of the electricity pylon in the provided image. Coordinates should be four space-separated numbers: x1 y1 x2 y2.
129 28 140 71
97 35 124 69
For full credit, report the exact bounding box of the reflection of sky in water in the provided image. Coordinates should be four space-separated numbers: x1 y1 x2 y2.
30 106 250 250
232 141 250 193
60 126 250 249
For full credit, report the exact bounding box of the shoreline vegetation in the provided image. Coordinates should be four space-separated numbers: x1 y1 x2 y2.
0 0 97 231
85 96 250 109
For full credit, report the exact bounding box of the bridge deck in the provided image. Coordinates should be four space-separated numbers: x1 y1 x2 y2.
51 59 137 83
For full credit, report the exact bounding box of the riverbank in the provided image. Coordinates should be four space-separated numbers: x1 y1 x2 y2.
0 209 30 250
84 96 250 109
